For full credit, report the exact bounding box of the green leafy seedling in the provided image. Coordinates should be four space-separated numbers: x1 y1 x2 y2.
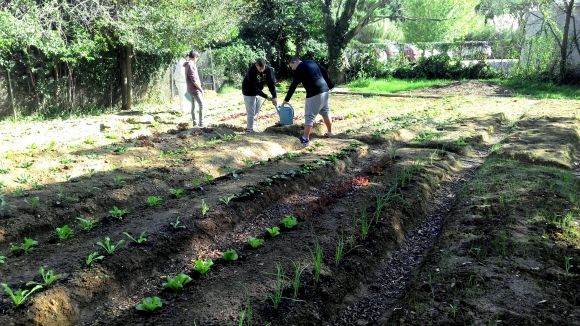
86 252 105 266
170 217 186 230
55 225 74 241
266 226 280 237
27 266 61 287
77 217 98 231
123 231 147 244
11 237 38 254
0 256 6 265
170 188 185 199
193 259 214 275
247 237 264 249
281 215 298 229
147 195 163 206
96 237 125 255
163 273 193 291
135 296 163 313
219 194 236 206
109 206 129 219
1 283 43 307
200 199 209 217
222 249 239 261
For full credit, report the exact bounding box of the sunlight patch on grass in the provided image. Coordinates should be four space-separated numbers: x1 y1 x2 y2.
488 79 580 100
347 78 453 94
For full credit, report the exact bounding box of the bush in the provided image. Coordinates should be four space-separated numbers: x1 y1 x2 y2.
393 54 498 79
213 41 266 84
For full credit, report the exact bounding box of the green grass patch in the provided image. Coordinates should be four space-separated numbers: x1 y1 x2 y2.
217 84 241 94
488 79 580 100
347 78 452 94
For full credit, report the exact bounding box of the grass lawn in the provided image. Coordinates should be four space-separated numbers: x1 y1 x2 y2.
346 78 452 93
488 79 580 100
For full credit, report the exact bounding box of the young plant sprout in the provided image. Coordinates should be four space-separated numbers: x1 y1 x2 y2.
222 249 239 261
170 217 186 230
86 252 105 266
135 296 163 312
147 195 163 206
291 260 307 299
247 237 265 249
219 194 236 206
55 225 74 241
0 256 6 265
123 231 148 244
1 283 43 307
266 226 281 237
193 259 214 275
163 273 193 291
270 262 285 309
10 237 38 254
96 237 125 254
27 266 61 287
77 217 98 231
281 215 298 229
109 206 129 219
170 188 185 199
200 199 209 217
311 240 323 282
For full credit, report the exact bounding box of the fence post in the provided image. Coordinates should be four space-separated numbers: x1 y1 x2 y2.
209 47 217 91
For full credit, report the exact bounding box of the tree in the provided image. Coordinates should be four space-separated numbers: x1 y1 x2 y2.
400 0 482 43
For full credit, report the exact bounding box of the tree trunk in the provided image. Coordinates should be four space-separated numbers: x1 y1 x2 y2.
6 68 16 119
120 45 133 110
559 0 575 82
327 37 347 84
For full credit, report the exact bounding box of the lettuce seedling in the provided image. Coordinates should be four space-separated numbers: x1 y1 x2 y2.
96 237 125 254
0 255 6 265
266 226 280 237
200 199 209 217
123 231 147 244
170 188 185 199
222 249 238 261
86 252 105 266
55 225 74 241
281 215 298 229
135 296 163 312
109 206 129 219
147 195 163 206
219 194 236 206
163 273 192 291
170 217 186 230
10 237 38 254
193 259 214 275
247 237 264 249
27 266 61 287
77 217 98 231
1 283 43 307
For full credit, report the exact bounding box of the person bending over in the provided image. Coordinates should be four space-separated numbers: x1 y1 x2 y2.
241 58 277 132
283 56 334 144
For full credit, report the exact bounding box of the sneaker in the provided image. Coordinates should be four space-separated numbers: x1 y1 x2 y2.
324 132 333 138
299 136 309 144
246 129 255 134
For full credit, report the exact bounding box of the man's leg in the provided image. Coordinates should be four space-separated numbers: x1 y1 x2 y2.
254 97 262 120
189 92 197 126
194 92 205 127
244 96 257 131
319 92 332 135
301 95 318 142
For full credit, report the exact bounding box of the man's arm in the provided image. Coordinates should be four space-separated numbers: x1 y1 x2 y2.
284 72 300 103
250 67 268 98
192 65 203 92
266 67 277 99
319 64 334 90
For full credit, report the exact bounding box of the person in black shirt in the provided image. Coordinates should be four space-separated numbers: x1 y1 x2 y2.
241 58 277 132
283 57 334 144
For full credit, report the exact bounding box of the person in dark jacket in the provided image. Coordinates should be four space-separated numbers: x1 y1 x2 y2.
283 57 334 144
242 58 277 132
184 51 204 127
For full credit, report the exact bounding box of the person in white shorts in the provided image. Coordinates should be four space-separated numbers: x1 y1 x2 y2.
283 57 334 144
